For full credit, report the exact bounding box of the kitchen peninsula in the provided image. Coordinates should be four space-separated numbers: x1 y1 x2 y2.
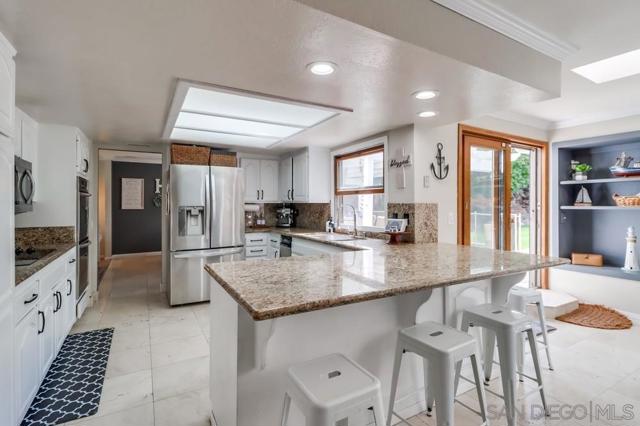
205 236 569 426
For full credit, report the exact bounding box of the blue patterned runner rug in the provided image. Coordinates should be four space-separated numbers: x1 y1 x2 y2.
21 328 114 426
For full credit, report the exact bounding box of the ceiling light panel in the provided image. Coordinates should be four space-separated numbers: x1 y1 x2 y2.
175 112 302 139
181 87 337 127
572 48 640 84
170 128 276 149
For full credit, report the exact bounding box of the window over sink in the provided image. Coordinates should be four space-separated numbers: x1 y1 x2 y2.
334 145 386 230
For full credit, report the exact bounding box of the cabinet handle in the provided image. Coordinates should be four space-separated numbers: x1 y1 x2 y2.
256 189 260 200
291 188 294 199
67 279 73 296
249 239 262 242
250 249 263 253
261 190 264 200
38 311 45 334
83 158 89 173
54 292 61 313
69 258 76 264
24 293 38 304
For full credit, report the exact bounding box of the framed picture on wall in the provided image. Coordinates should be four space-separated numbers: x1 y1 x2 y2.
121 178 144 210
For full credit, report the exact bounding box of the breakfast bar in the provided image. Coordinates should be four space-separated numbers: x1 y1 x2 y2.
205 240 568 426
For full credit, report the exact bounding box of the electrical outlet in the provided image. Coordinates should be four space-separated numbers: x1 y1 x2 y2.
448 212 455 225
423 175 429 188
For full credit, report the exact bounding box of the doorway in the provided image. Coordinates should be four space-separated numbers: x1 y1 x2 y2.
97 149 163 285
457 125 548 287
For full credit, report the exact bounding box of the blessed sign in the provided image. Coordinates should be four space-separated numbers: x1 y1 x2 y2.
390 155 411 168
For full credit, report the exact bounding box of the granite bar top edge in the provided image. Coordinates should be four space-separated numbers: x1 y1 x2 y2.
206 248 570 321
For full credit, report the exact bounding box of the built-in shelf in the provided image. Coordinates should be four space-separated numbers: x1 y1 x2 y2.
560 176 640 185
560 205 640 210
557 263 640 282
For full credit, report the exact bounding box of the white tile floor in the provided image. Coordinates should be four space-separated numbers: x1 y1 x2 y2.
62 255 640 426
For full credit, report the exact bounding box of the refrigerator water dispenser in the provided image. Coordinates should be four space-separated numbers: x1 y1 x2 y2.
178 206 205 236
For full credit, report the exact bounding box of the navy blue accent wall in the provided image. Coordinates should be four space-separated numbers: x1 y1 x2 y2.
558 137 640 266
112 162 162 255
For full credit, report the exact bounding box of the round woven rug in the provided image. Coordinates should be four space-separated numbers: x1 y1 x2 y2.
556 303 632 330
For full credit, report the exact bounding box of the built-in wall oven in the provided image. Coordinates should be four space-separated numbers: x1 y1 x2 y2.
77 177 91 314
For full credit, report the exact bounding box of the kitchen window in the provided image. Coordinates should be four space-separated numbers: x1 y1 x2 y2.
334 146 385 230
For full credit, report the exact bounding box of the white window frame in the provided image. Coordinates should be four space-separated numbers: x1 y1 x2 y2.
331 136 388 232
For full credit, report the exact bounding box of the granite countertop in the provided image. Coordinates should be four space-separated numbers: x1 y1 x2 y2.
245 227 385 251
15 242 76 286
206 240 570 321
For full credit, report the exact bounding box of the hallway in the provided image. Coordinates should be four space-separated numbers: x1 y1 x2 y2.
65 255 640 426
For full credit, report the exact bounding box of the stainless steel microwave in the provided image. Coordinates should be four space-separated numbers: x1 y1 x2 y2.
15 156 34 214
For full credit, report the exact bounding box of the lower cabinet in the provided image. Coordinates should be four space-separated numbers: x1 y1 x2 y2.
14 309 40 422
38 291 56 379
14 248 77 425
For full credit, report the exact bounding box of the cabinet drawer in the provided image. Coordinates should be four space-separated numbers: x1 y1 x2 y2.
14 278 40 324
65 248 77 275
269 234 281 247
245 246 267 257
246 234 268 246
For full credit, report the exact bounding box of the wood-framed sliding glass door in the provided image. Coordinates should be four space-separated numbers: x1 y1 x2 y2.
458 125 549 287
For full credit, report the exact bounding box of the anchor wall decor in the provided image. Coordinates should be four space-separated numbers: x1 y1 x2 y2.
430 142 449 180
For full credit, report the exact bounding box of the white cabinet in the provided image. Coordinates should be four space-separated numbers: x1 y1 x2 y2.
76 130 91 177
12 248 77 424
0 32 16 138
38 291 56 378
260 160 279 202
0 132 14 426
14 309 39 422
62 273 76 336
292 152 308 202
240 158 279 202
245 233 270 259
279 157 293 201
280 147 330 203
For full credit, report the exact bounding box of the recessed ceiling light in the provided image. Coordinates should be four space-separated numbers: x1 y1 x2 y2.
413 90 439 100
572 48 640 84
417 111 438 118
307 61 337 76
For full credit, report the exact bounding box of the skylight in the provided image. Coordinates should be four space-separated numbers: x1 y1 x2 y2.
572 48 640 84
164 82 348 149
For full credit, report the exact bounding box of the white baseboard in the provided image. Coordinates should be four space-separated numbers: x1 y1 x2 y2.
109 251 161 258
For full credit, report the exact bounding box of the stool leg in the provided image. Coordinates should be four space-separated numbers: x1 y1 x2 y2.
527 328 548 416
517 331 525 382
424 358 435 416
496 333 518 426
280 393 291 426
386 341 404 426
536 302 554 371
470 353 488 424
454 319 471 395
482 328 497 384
429 360 455 426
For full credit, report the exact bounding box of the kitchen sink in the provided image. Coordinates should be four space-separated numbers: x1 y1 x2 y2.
304 232 365 242
15 248 55 267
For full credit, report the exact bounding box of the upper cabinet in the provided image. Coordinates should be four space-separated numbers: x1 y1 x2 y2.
240 158 279 203
76 130 91 177
280 147 330 203
14 109 39 164
279 157 293 201
0 32 16 138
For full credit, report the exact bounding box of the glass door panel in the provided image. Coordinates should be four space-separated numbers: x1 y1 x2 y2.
463 137 509 250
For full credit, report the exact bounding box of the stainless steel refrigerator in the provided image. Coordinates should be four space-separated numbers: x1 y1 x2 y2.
168 164 245 305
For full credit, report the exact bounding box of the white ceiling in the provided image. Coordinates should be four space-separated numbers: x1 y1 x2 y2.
488 0 640 129
0 0 554 152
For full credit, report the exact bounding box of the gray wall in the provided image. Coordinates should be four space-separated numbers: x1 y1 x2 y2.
112 162 162 255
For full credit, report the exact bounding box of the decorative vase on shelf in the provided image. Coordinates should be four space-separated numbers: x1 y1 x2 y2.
574 172 588 181
623 226 640 273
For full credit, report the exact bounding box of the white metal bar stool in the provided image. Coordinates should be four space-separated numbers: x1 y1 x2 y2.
281 353 385 426
387 321 488 426
459 304 548 426
508 286 554 379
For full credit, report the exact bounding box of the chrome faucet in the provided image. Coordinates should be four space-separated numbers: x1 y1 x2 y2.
345 204 357 237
